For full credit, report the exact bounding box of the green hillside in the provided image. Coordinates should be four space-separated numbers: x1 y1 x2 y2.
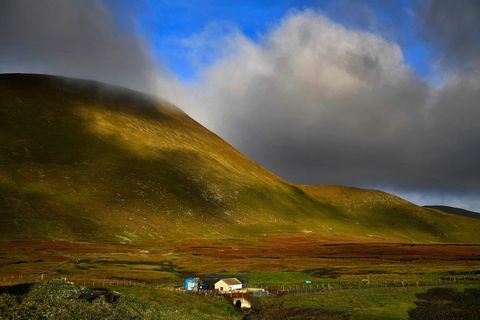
0 73 479 243
424 205 480 219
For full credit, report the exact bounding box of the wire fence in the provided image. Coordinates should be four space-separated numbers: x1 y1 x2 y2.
0 274 170 290
2 274 480 297
268 276 480 296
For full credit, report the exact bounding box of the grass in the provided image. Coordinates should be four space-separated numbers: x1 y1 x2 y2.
242 272 314 287
114 286 239 320
256 284 480 320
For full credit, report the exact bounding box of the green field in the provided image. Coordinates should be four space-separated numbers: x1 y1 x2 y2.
1 239 479 319
115 283 480 319
254 284 480 320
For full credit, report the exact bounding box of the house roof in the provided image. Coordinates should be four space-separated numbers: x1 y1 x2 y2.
217 277 242 286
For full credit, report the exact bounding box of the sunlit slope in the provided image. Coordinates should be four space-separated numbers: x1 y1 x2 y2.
0 74 478 243
424 205 480 219
302 185 480 243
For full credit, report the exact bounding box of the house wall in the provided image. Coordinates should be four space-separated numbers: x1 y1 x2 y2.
215 280 228 291
230 283 242 291
215 280 243 291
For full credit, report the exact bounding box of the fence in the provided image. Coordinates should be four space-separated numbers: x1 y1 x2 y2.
0 274 171 290
267 275 480 296
2 274 480 297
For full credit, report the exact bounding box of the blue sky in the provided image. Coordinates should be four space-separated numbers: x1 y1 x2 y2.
109 0 433 82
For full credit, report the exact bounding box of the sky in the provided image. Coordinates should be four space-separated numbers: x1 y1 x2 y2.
1 0 480 210
110 0 432 82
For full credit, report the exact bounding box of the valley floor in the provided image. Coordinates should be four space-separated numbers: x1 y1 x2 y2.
1 237 480 319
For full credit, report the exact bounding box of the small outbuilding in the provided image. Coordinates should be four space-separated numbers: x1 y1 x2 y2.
183 277 199 291
214 278 242 292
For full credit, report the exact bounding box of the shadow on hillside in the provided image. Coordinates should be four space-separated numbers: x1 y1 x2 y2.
409 287 480 319
0 283 34 296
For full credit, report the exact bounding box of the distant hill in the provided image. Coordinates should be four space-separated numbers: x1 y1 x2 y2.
424 206 480 219
1 73 479 243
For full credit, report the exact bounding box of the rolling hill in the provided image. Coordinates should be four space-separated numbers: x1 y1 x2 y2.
424 205 480 219
1 73 479 243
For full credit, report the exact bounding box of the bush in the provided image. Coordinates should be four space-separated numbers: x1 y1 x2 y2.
409 287 480 320
0 293 19 319
0 281 161 320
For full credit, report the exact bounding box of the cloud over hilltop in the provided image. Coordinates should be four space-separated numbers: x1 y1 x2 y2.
0 0 175 93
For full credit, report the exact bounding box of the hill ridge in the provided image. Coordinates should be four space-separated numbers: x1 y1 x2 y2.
424 205 480 219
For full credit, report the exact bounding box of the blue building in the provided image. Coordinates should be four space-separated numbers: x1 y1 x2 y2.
199 284 212 290
183 277 199 291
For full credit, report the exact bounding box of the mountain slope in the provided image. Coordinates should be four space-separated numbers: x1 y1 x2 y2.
0 73 479 243
424 205 480 219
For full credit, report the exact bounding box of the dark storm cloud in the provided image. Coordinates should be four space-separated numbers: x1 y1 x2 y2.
419 0 480 72
0 0 171 93
175 8 480 209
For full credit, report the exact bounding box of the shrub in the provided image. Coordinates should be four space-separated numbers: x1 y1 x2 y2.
0 281 161 320
409 287 480 320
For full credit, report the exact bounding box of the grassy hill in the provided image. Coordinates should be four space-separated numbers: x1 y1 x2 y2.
0 73 479 243
424 205 480 219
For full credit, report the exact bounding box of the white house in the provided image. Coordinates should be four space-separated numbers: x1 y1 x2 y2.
214 278 242 292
